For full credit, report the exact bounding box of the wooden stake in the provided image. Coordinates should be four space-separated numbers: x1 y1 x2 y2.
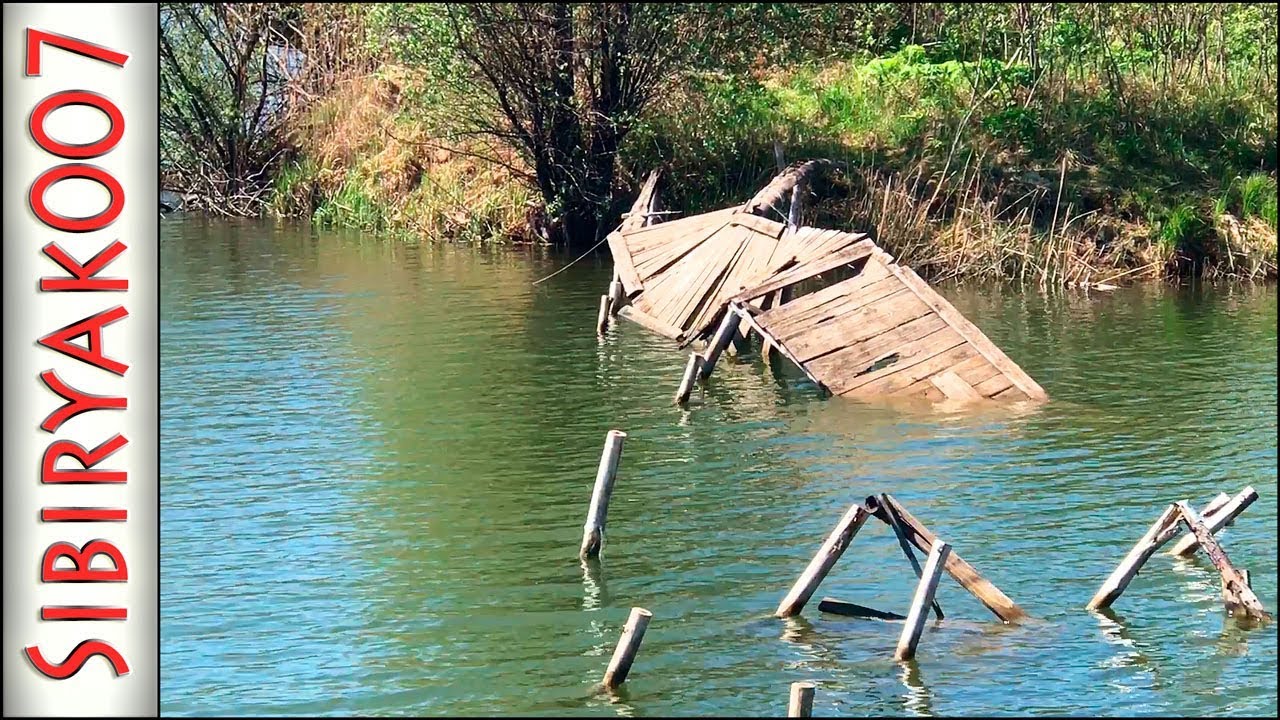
788 682 815 717
701 310 742 380
896 540 951 661
1173 501 1270 620
883 494 943 620
580 430 627 559
1088 489 1255 610
608 277 625 316
603 607 652 689
1167 486 1257 557
1086 504 1180 611
776 504 870 617
675 352 704 405
596 294 613 336
868 494 1026 622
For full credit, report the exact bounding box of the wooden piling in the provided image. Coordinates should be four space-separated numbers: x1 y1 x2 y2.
603 607 652 689
675 352 705 405
895 540 951 661
868 494 1026 623
580 430 627 559
596 294 613 335
1167 486 1257 557
1173 501 1270 620
882 494 943 620
788 682 815 717
608 278 626 316
1088 488 1256 610
700 310 742 380
776 504 870 618
1086 504 1180 611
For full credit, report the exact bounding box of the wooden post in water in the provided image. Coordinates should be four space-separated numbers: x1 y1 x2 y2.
895 540 951 661
596 295 613 336
776 504 870 617
675 352 705 405
1088 488 1257 610
608 275 625 317
883 494 943 620
580 430 627 559
701 311 742 380
1167 486 1257 557
1173 501 1270 620
787 682 815 717
603 607 652 689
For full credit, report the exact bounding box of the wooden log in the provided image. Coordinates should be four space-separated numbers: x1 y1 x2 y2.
603 607 652 689
817 597 907 621
675 352 705 405
700 310 742 380
1167 486 1257 557
580 430 627 559
867 495 1026 622
882 494 943 620
746 160 830 218
776 504 870 617
895 540 951 661
1086 504 1180 611
788 682 815 718
1173 501 1270 620
596 295 613 336
1089 490 1255 609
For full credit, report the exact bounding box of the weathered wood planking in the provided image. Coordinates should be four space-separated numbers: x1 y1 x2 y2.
741 252 1045 404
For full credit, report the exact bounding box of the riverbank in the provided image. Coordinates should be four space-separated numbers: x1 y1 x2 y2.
269 45 1276 284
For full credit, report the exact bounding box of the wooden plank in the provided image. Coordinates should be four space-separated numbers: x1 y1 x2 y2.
733 300 829 392
817 598 907 621
785 290 936 364
843 341 975 397
1168 486 1258 557
768 275 904 343
805 314 951 386
607 231 643 295
949 354 1003 387
729 212 787 238
971 372 1014 398
869 494 1027 623
734 241 875 302
758 264 895 337
930 371 984 402
879 259 1047 400
616 305 684 340
1174 501 1270 620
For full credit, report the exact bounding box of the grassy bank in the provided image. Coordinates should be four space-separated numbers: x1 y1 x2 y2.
268 23 1276 283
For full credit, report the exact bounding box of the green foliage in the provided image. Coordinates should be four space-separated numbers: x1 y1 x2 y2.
1156 204 1207 251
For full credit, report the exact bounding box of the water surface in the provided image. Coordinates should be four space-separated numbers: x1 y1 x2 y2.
161 218 1277 716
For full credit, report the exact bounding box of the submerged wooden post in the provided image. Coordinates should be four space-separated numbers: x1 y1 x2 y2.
700 311 742 380
867 495 1026 623
776 504 870 618
883 494 943 620
596 295 613 336
580 430 627 559
787 682 815 717
1086 504 1180 611
1167 486 1257 557
1088 488 1256 610
895 540 951 661
603 607 652 689
675 352 705 405
1173 501 1270 620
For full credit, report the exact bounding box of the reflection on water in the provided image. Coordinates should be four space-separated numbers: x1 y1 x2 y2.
162 218 1277 716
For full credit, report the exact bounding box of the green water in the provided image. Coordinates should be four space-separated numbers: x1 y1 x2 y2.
160 218 1277 716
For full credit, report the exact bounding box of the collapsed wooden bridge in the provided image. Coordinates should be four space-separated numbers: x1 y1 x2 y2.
603 162 1047 405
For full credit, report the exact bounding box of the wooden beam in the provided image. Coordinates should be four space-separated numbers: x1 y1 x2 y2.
675 352 705 405
895 540 951 661
1086 504 1180 611
603 607 652 689
868 494 1026 623
733 300 829 393
733 240 874 303
1173 501 1270 620
817 597 907 621
580 430 627 559
700 310 743 380
775 504 870 617
1167 486 1257 557
617 305 684 340
883 494 943 620
787 682 815 718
